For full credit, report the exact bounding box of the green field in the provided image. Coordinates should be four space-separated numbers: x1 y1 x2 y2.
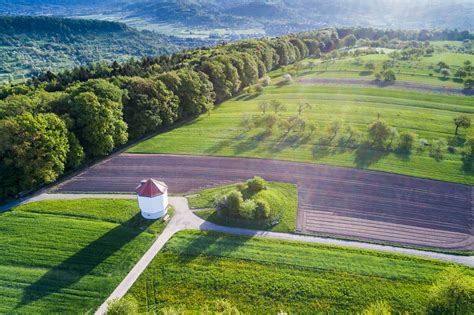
126 230 473 314
190 181 298 232
291 49 474 88
130 73 474 185
0 199 169 314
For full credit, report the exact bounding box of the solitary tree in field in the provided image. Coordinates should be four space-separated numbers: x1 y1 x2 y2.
270 100 286 114
365 62 375 72
258 113 279 132
398 132 416 153
307 122 318 136
464 78 473 90
345 125 360 144
368 120 391 148
297 102 312 116
327 119 342 141
426 267 474 315
241 113 253 131
437 61 450 70
387 127 399 148
430 138 447 161
453 115 471 135
440 68 452 78
383 69 396 82
258 101 269 114
279 117 296 134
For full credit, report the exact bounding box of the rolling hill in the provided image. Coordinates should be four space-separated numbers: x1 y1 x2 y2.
0 16 178 82
1 0 473 37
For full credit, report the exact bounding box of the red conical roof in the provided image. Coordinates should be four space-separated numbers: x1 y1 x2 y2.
136 179 168 198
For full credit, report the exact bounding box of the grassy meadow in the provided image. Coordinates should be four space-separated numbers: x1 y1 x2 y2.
190 181 298 232
291 48 474 88
126 230 473 314
130 74 474 184
0 199 169 314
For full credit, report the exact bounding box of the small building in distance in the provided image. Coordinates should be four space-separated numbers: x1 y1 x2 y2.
135 178 169 219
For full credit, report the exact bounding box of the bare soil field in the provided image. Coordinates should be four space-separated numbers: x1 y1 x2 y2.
55 154 474 250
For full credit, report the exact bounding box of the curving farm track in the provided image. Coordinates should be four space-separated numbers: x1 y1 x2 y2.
55 153 474 251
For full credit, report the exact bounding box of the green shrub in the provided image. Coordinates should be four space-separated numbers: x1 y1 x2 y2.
398 132 416 153
246 176 267 193
383 69 396 82
426 267 474 315
106 297 138 315
219 191 244 218
236 183 246 192
361 301 392 315
255 198 271 219
240 199 257 220
214 299 240 315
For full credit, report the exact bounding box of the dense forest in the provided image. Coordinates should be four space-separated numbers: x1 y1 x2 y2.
0 27 473 201
0 16 179 82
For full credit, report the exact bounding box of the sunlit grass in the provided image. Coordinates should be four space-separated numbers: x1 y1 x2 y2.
126 230 473 314
0 199 168 314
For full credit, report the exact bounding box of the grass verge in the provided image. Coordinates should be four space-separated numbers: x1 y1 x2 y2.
0 198 170 314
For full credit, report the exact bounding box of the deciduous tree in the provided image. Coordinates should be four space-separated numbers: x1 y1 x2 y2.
0 112 69 198
454 115 471 135
368 120 391 148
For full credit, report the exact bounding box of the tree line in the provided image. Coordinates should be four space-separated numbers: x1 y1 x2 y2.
0 27 472 201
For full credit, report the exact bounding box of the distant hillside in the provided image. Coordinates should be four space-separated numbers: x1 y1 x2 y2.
0 16 178 82
1 0 473 35
224 2 288 19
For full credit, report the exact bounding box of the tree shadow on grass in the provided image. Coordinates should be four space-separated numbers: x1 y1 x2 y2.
204 130 251 155
394 150 411 163
16 213 151 309
233 130 271 155
276 81 292 88
461 154 474 175
448 135 465 147
354 143 389 168
268 133 310 154
359 70 373 76
312 144 334 160
241 93 260 101
296 70 312 77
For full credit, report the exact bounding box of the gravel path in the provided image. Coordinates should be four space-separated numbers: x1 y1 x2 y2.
54 153 474 251
298 78 474 96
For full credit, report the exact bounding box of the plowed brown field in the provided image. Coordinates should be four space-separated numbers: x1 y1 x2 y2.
55 154 474 250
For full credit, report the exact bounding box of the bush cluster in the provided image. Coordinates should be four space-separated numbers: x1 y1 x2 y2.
216 177 272 221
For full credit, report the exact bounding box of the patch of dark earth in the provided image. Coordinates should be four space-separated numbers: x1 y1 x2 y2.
55 154 474 251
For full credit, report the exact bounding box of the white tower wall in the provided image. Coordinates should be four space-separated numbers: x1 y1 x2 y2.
137 193 168 219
